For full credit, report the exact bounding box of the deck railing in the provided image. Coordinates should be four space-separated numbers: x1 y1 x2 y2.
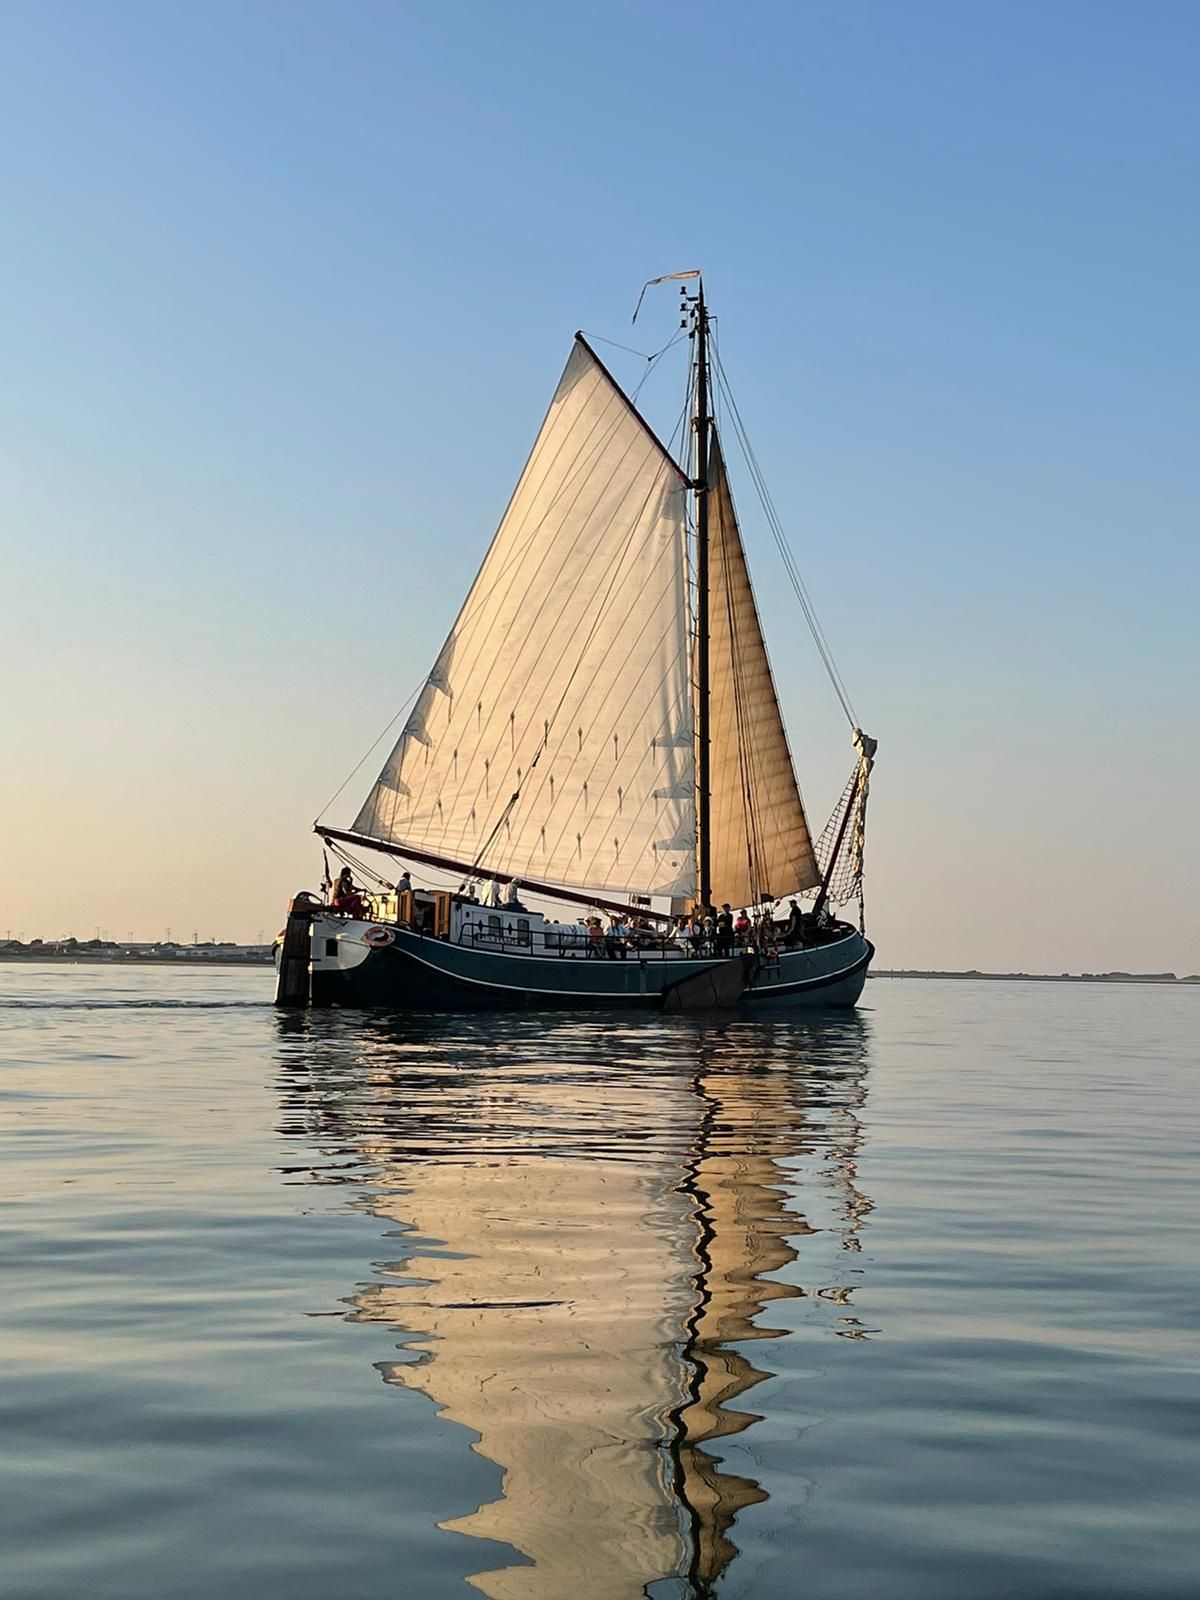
456 920 692 960
330 897 852 959
447 920 826 962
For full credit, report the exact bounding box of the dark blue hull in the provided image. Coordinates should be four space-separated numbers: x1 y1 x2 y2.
301 919 872 1011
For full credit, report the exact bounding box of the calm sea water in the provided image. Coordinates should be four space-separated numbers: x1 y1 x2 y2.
2 964 1197 1600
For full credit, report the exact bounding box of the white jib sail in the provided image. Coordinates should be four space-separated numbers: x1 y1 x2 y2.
353 337 696 899
707 430 820 905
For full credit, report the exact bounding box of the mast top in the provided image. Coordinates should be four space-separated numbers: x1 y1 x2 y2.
631 268 702 325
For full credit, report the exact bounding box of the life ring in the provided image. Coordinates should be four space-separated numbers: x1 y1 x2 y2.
361 926 395 948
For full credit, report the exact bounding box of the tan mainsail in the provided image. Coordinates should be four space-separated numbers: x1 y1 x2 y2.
706 430 819 906
352 337 696 899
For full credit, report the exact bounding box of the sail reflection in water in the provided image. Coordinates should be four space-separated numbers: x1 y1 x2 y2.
275 1014 872 1598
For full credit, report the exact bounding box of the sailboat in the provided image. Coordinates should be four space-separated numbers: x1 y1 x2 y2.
275 277 876 1010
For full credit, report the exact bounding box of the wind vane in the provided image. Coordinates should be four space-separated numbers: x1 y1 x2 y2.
632 269 701 324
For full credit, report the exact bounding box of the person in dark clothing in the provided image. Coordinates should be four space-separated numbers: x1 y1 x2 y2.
715 904 734 958
783 898 807 948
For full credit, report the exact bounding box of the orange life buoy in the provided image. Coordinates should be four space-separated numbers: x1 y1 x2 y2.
362 926 395 948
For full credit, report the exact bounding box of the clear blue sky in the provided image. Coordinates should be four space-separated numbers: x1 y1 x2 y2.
3 0 1197 970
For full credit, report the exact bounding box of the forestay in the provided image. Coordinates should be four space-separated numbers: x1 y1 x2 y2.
352 337 697 899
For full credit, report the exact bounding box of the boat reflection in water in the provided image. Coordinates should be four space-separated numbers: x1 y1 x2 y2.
275 1013 872 1599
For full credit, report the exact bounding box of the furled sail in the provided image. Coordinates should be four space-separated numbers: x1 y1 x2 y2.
707 430 820 904
352 337 696 898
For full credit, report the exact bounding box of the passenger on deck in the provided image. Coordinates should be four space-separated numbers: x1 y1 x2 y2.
734 909 751 945
702 909 716 952
783 899 807 948
606 916 628 959
332 867 368 919
715 904 734 958
392 870 412 895
586 917 605 958
505 879 527 912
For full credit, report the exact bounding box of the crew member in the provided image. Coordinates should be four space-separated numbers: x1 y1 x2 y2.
783 899 807 948
332 867 368 919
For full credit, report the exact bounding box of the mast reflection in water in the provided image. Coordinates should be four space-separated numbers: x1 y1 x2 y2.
275 1013 873 1599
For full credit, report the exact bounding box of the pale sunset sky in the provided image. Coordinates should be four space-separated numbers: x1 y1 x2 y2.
3 1 1197 972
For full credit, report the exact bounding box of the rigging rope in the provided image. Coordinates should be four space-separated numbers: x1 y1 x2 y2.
580 328 689 398
709 337 858 730
580 331 660 362
814 772 859 905
324 835 396 891
632 331 688 401
813 729 876 927
314 678 424 826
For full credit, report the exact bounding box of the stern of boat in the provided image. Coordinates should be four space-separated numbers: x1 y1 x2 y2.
274 895 382 1008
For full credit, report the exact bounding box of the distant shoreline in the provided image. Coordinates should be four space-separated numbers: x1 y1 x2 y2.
0 953 272 968
870 970 1197 985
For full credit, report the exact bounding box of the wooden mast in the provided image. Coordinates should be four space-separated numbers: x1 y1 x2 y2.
693 282 713 911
